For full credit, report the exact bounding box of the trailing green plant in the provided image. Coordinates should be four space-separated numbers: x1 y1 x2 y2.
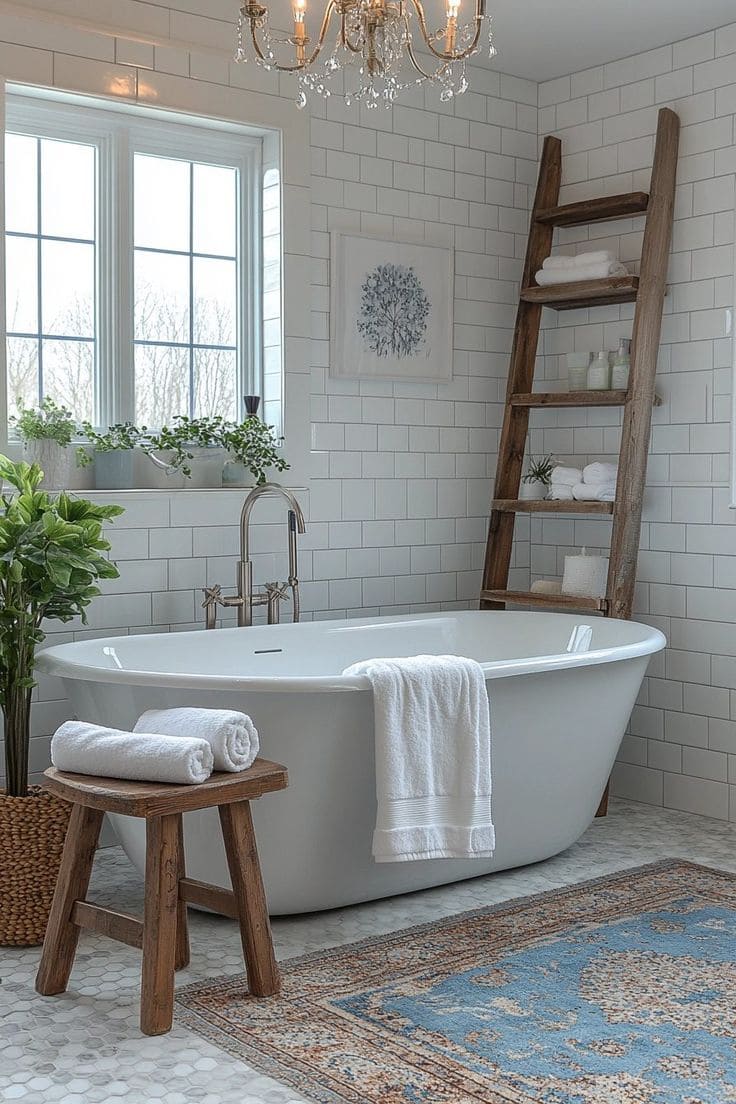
76 422 143 467
146 415 227 477
11 398 77 447
223 416 288 486
0 457 123 797
522 454 556 485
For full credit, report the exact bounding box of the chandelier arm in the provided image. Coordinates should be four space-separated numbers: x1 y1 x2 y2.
248 1 337 71
404 38 442 79
340 12 363 54
406 0 484 61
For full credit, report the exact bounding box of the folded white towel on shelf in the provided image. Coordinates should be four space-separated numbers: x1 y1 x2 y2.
573 483 616 502
548 485 575 500
534 261 628 286
542 250 618 271
343 655 494 864
51 721 214 784
134 707 259 773
583 461 618 486
550 465 583 486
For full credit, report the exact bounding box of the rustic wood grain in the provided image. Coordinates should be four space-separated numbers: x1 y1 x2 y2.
219 801 280 998
480 589 608 612
493 499 614 515
42 760 288 818
71 901 144 949
520 275 640 310
140 813 180 1036
510 390 628 408
35 804 104 996
606 109 679 620
535 191 649 227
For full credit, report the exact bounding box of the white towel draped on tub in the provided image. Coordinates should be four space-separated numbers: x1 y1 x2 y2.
51 721 214 784
134 707 259 773
343 655 494 863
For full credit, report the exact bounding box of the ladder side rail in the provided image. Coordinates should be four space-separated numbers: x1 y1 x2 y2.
606 108 680 620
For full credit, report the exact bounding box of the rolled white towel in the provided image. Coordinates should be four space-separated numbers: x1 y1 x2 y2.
534 262 628 286
543 250 618 271
530 579 562 595
583 462 618 486
51 721 213 785
550 465 582 486
134 707 259 773
572 482 616 502
547 485 574 500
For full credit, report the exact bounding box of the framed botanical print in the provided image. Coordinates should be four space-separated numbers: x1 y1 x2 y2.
330 231 454 382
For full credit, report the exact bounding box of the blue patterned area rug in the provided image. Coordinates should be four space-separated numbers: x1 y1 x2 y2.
178 861 736 1103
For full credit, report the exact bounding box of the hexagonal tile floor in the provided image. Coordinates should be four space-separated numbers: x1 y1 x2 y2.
3 799 736 1103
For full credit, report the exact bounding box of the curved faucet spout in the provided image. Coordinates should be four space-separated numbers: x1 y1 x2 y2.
240 482 306 562
236 482 307 628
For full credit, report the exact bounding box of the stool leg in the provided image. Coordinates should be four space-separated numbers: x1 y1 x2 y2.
140 814 180 1036
36 804 104 997
175 815 190 971
219 801 279 997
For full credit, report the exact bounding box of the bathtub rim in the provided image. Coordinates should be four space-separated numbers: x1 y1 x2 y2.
37 610 666 694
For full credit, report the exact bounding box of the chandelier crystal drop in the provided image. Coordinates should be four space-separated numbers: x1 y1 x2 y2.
235 0 495 107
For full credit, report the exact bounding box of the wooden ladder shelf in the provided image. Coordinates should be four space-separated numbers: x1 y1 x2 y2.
481 106 680 623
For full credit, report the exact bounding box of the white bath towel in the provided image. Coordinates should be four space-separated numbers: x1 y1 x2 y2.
550 465 582 486
134 707 259 773
343 655 494 864
583 461 618 486
547 485 575 500
543 250 618 271
573 482 616 502
534 261 628 286
51 721 213 784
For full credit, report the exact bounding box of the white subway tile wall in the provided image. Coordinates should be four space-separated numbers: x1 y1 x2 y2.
1 4 736 828
533 29 736 821
0 2 535 787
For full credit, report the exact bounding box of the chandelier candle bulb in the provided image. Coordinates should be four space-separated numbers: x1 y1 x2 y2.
292 0 307 63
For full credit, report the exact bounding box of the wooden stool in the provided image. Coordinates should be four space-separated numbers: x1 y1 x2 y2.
35 758 288 1036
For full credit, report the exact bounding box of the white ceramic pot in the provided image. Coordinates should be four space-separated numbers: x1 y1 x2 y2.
519 479 549 501
22 440 73 490
143 451 186 490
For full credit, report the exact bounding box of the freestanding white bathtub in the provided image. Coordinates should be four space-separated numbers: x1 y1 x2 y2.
38 611 665 914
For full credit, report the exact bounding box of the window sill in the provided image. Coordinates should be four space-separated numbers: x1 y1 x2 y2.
79 485 308 496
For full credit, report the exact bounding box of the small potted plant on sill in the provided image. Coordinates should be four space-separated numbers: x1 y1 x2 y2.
0 456 123 945
222 415 289 487
146 416 229 489
520 454 555 501
77 422 142 490
11 397 78 491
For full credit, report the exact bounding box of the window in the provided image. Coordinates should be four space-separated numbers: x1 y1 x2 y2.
4 94 266 431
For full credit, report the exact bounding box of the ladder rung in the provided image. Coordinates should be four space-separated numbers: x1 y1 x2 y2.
493 499 614 515
520 276 639 311
535 192 649 227
481 589 609 613
511 390 627 408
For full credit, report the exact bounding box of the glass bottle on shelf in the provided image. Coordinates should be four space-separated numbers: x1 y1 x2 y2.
587 351 611 391
611 339 631 390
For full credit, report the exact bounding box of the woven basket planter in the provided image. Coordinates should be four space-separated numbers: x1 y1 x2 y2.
0 787 71 946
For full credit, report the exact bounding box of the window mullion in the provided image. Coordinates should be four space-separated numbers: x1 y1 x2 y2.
115 126 135 424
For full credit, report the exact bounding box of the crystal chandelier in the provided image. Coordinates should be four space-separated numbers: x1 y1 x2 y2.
235 0 496 107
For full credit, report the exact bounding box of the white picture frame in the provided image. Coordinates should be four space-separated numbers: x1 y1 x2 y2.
329 231 454 382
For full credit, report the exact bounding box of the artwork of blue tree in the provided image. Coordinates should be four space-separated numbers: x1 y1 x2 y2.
356 263 430 358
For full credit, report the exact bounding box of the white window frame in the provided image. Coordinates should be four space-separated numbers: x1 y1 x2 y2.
4 92 263 433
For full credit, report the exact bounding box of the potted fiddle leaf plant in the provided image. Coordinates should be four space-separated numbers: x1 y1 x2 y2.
0 456 123 945
222 416 289 486
77 422 142 490
11 397 78 491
